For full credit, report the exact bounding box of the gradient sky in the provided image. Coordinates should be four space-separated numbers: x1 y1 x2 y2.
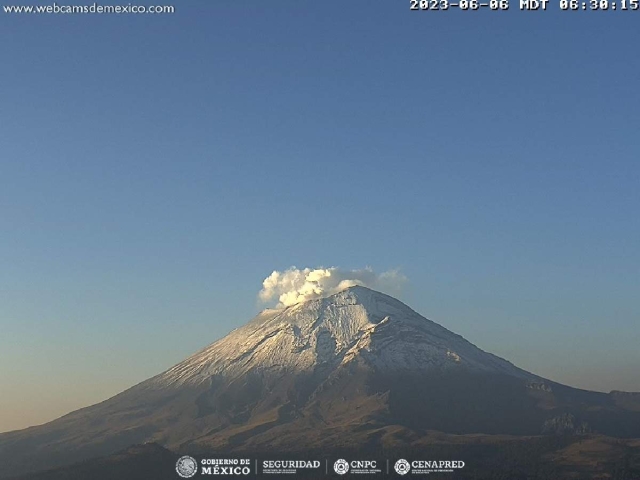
1 1 639 433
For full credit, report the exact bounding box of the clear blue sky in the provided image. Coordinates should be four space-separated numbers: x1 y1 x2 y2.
1 1 639 432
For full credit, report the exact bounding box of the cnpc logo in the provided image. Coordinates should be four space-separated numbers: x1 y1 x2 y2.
333 459 349 475
350 460 377 469
333 459 378 474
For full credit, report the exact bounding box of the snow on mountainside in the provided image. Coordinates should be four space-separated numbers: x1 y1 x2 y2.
3 286 640 480
151 286 534 388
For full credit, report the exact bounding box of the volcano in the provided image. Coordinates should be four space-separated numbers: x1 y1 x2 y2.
2 286 640 478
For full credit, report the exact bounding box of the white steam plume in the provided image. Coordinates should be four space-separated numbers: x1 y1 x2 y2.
259 266 407 307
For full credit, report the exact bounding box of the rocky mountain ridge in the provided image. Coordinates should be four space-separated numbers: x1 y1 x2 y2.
1 286 639 478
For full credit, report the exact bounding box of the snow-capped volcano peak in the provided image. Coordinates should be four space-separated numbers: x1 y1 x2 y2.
152 286 532 387
4 286 639 480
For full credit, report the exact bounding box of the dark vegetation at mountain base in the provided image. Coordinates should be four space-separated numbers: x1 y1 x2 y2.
11 435 640 480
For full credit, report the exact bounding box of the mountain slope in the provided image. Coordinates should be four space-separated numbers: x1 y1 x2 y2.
1 286 639 478
152 286 534 387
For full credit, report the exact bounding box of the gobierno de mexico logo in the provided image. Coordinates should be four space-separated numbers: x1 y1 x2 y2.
176 455 198 478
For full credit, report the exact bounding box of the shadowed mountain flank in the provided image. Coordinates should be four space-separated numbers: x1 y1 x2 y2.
2 286 639 478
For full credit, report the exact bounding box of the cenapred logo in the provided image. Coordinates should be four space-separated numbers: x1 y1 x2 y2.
394 459 410 475
176 455 198 478
334 458 350 475
394 458 465 475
